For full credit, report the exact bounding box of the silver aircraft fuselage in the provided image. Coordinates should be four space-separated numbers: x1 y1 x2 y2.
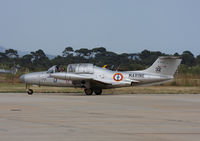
20 66 172 88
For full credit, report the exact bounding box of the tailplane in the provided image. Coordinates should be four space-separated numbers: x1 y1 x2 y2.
143 56 182 76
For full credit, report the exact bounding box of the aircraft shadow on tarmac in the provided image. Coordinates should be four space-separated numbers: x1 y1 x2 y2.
29 92 125 96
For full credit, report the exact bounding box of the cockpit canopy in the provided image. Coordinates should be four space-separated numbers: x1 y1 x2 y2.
67 63 94 74
47 65 59 73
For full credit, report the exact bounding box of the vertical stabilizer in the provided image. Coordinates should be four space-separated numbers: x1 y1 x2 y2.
143 56 181 76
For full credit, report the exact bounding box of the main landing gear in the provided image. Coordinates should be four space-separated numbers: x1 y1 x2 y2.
84 88 93 95
94 89 102 95
84 88 102 95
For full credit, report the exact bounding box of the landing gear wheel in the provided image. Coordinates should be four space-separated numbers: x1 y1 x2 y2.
94 89 102 95
27 89 33 95
84 88 93 95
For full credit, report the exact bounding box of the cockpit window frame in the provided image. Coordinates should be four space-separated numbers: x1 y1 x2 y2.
47 65 58 74
67 63 94 74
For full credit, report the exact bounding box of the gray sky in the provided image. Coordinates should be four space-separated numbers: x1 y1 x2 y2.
0 0 200 56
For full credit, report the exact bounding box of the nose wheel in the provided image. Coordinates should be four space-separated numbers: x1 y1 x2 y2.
26 84 34 95
27 89 33 95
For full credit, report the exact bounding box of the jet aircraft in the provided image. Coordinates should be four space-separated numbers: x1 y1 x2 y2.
20 56 181 95
0 69 12 74
0 68 18 74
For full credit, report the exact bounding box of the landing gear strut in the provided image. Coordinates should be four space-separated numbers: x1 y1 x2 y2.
84 88 93 95
26 84 34 95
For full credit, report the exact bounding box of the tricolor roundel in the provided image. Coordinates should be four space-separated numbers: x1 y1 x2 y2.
113 73 123 81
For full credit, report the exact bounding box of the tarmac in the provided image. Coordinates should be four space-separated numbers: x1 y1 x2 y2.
0 93 200 141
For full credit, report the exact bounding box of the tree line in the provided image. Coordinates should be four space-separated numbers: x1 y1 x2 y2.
0 47 200 74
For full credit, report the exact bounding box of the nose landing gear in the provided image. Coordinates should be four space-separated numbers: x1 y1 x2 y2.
26 84 34 95
27 89 33 95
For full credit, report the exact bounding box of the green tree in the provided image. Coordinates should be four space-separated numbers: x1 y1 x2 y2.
20 54 33 69
181 51 195 66
196 54 200 65
5 49 19 58
75 48 91 57
62 47 74 57
92 47 106 53
30 49 50 70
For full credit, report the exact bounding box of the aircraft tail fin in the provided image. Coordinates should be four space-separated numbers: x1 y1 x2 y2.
143 56 182 76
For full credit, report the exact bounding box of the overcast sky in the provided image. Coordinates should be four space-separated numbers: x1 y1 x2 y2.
0 0 200 56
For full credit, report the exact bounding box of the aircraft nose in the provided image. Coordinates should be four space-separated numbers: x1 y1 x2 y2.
20 74 25 83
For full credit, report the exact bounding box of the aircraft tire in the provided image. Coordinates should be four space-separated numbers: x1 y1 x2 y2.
94 89 102 95
84 88 93 95
27 89 33 95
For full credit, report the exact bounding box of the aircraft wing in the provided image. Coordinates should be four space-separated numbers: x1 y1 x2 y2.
51 72 112 88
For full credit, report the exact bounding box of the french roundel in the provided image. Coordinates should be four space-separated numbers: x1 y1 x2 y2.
113 73 123 81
